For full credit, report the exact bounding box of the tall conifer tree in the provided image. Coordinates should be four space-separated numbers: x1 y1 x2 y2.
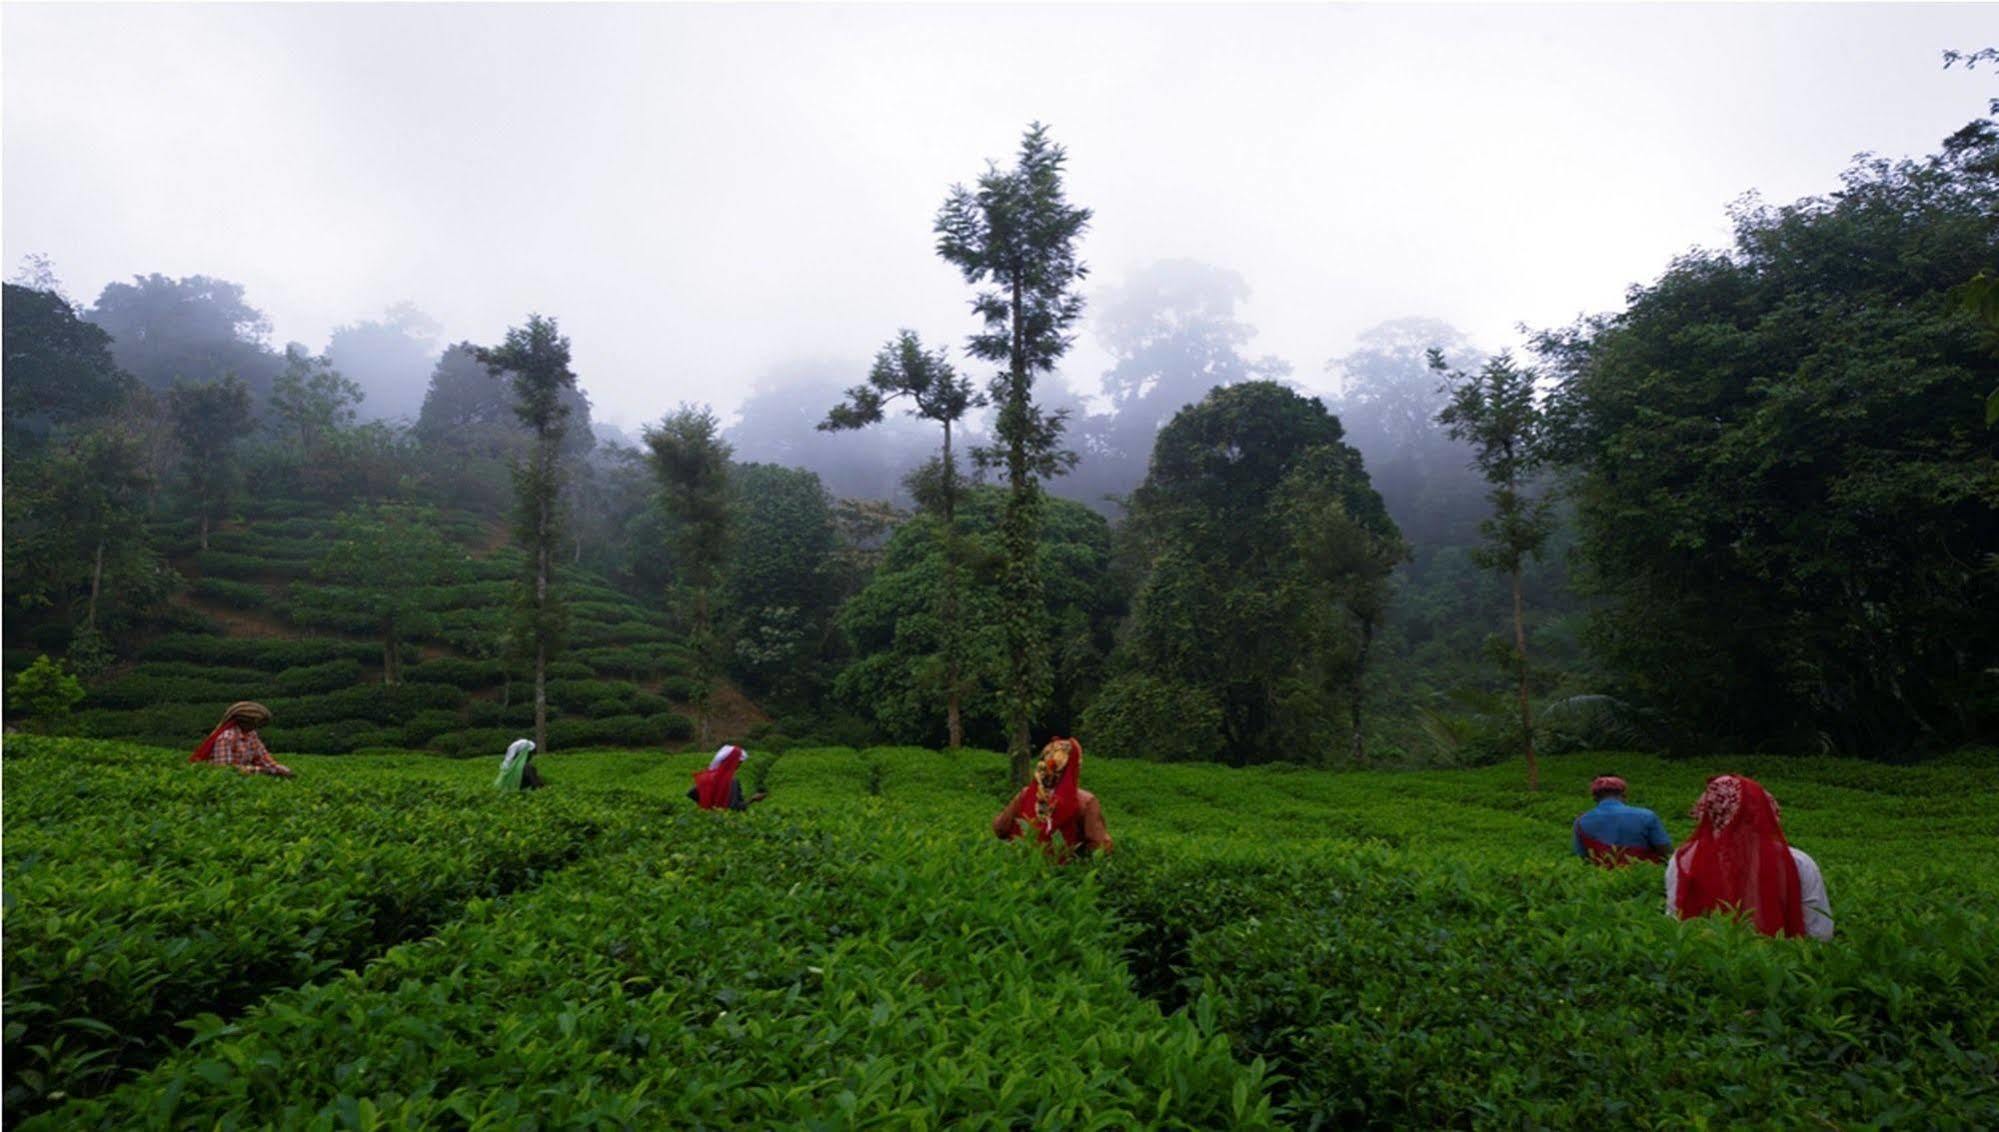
821 330 984 748
935 123 1091 784
475 314 576 756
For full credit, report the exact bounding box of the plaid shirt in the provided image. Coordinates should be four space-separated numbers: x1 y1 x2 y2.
211 725 290 776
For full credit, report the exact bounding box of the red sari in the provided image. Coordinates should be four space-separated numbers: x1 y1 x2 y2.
691 745 746 810
1671 775 1806 938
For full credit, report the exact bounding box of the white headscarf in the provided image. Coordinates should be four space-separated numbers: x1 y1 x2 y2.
502 738 535 773
708 743 746 769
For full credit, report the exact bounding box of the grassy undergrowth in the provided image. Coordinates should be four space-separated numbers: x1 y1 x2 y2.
5 738 1995 1128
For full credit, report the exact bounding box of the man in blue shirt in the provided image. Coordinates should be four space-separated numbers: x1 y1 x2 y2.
1573 775 1672 866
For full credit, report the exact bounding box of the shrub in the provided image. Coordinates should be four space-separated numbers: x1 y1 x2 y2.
646 711 695 741
0 739 608 1115
429 727 520 758
71 702 230 747
9 656 85 730
195 549 313 581
190 577 270 609
144 605 221 636
64 628 117 680
268 684 464 727
1080 674 1225 763
138 635 406 671
273 659 365 696
546 679 637 713
89 674 253 711
261 721 404 755
402 709 465 746
403 658 504 689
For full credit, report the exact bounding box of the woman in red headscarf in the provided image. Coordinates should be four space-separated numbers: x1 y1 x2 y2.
1666 775 1833 939
992 737 1113 861
687 744 766 811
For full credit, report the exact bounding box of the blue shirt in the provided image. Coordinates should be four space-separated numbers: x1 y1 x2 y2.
1572 798 1672 857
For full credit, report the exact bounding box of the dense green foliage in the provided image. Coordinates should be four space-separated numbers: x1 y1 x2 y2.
1092 382 1400 764
1538 122 1999 756
26 505 696 756
1 738 611 1115
835 487 1119 749
722 462 841 707
936 122 1092 782
6 737 1994 1128
822 330 984 747
0 283 135 451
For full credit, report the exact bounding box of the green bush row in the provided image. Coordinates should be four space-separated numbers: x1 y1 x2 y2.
402 657 505 689
38 800 1273 1130
193 550 314 581
188 577 271 609
0 738 615 1119
138 635 403 670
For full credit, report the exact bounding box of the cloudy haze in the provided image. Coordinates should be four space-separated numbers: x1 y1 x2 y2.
4 2 1992 429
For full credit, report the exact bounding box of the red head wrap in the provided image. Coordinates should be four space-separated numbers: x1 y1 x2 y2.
1020 737 1083 846
691 745 746 810
1672 775 1805 937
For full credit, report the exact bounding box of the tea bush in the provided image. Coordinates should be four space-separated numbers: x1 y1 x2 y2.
11 738 1993 1129
188 577 270 609
400 657 503 689
0 737 615 1115
271 658 365 696
137 636 393 670
34 783 1273 1129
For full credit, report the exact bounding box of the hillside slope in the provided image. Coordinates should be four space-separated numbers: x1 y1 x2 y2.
28 503 769 754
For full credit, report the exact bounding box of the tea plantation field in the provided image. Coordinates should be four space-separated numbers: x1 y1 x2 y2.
5 737 1995 1129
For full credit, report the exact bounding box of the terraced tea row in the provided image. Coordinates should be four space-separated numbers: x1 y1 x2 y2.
1 738 627 1117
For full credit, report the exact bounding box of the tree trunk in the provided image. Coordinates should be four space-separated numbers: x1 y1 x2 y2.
534 639 549 755
1005 269 1033 788
199 512 210 552
87 536 105 632
1512 565 1538 791
1349 612 1374 767
534 443 551 755
694 585 711 746
941 418 964 751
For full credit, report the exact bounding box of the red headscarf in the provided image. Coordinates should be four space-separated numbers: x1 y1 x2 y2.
691 745 746 810
1019 737 1083 845
1671 774 1806 937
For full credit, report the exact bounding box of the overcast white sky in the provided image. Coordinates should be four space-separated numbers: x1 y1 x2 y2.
4 2 1993 428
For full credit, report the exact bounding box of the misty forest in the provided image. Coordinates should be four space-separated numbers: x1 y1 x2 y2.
3 14 1997 1130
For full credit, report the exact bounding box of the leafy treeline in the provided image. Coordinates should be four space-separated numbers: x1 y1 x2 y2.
1536 117 1999 755
5 112 1995 762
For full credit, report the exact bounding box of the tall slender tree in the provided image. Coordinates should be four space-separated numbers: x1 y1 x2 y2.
310 505 462 686
475 315 577 757
821 330 985 747
645 404 732 744
935 123 1092 784
1433 350 1554 790
164 376 253 550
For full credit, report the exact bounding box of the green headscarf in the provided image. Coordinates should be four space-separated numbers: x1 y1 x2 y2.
495 738 535 791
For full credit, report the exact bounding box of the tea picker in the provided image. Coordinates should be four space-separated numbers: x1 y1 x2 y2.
688 743 767 811
992 737 1113 861
188 701 294 778
496 738 543 791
